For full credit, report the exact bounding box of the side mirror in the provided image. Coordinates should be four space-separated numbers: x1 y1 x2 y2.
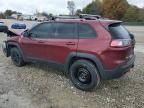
130 33 133 38
0 24 8 33
129 33 135 40
23 30 31 37
23 30 37 38
129 33 136 45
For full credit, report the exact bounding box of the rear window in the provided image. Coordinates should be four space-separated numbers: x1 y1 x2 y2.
109 24 130 39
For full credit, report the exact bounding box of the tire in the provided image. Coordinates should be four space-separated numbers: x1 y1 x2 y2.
11 47 25 67
69 59 100 91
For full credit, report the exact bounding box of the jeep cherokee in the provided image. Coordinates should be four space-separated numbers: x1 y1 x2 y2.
2 15 135 91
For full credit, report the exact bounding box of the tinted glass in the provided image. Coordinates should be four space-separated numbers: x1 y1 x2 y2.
109 24 130 39
30 23 54 38
54 23 77 38
78 24 96 38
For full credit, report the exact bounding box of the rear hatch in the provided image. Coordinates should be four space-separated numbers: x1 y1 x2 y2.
109 23 135 60
99 19 135 47
108 23 135 47
100 20 135 63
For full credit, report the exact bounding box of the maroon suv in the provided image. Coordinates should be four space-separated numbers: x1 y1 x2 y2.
2 15 135 91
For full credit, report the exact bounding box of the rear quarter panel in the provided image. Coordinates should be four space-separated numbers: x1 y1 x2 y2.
77 22 112 69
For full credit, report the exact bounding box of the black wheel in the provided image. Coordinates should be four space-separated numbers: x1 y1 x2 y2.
69 59 100 91
11 48 25 67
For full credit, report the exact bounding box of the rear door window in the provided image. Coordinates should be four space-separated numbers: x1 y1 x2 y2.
109 24 130 39
53 22 77 38
78 23 96 38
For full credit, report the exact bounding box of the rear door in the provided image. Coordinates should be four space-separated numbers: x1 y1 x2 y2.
44 22 78 64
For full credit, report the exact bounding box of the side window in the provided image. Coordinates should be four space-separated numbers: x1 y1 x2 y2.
54 23 77 38
30 23 54 38
78 24 96 38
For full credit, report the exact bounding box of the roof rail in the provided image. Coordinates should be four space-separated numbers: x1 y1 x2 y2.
49 14 102 21
50 15 79 21
79 14 102 19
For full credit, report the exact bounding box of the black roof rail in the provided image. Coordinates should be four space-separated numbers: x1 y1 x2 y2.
79 14 102 19
49 14 102 21
50 15 79 21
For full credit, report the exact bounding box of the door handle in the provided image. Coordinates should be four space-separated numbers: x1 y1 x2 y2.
66 42 76 45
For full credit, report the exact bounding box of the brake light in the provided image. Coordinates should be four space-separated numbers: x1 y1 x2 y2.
110 39 131 47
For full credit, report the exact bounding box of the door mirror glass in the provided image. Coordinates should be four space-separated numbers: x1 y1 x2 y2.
129 33 134 40
23 30 31 37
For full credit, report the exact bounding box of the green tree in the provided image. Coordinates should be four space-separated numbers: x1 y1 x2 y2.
123 5 139 22
75 9 82 15
138 8 144 22
102 0 128 19
4 10 19 16
0 12 5 19
83 0 102 15
67 1 75 15
4 9 21 17
41 12 49 17
4 10 13 16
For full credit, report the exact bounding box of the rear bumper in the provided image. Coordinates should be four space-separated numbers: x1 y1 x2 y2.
102 55 135 80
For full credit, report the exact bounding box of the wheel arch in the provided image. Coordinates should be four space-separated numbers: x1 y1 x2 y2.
65 52 105 78
7 42 24 59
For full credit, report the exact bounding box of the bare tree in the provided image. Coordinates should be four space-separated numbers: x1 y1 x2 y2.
67 0 75 15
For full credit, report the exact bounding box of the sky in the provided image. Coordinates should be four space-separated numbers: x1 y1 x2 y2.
0 0 144 15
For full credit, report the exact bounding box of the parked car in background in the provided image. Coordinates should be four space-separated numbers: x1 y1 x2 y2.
2 14 135 91
11 23 26 29
0 23 8 32
0 21 4 23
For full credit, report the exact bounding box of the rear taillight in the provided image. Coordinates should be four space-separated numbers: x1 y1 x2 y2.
110 39 131 47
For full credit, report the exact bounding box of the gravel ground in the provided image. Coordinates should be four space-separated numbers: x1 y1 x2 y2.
0 19 144 108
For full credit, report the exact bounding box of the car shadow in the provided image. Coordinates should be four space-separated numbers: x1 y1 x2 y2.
25 62 66 77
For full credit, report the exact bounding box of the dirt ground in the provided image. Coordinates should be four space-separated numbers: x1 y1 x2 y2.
0 19 144 108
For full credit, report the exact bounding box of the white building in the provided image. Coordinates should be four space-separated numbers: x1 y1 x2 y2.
11 13 22 19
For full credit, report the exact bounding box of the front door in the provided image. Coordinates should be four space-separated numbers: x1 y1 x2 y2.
21 23 54 60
